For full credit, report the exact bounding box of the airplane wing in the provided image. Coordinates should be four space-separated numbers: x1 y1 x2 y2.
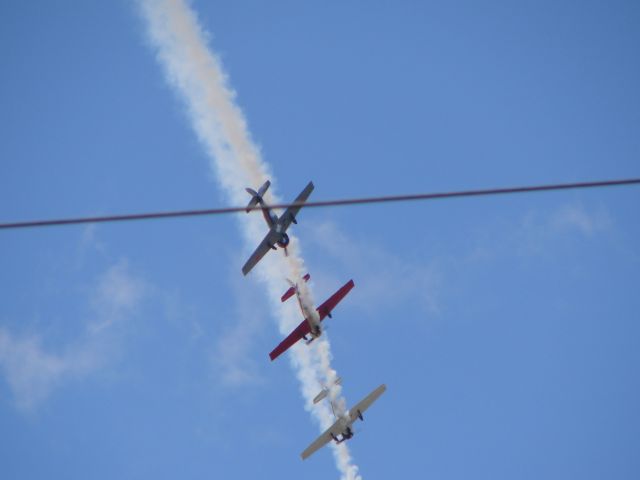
348 384 387 422
301 419 344 460
277 181 314 232
242 229 280 276
316 279 355 321
269 319 312 361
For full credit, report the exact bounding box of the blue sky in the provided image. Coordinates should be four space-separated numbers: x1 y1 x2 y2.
1 1 639 479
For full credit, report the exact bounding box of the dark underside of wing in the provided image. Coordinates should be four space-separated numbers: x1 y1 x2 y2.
278 181 314 231
242 229 279 275
269 319 312 361
301 419 342 460
316 279 355 321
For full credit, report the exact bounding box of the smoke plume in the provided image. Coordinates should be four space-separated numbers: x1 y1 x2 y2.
138 1 360 478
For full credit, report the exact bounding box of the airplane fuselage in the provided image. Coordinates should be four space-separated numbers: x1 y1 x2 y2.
330 417 355 443
295 290 322 341
259 202 278 228
255 198 289 249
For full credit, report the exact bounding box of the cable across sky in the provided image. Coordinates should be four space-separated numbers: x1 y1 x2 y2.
1 177 639 231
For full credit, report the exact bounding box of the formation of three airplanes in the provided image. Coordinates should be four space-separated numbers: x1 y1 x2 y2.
242 180 386 461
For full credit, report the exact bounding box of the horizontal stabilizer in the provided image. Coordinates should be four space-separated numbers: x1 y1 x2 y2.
245 194 260 213
313 389 329 405
313 376 342 404
281 286 296 303
280 273 311 302
245 180 271 212
257 179 271 197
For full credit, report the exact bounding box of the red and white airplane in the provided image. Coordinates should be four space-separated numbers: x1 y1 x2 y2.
269 274 354 361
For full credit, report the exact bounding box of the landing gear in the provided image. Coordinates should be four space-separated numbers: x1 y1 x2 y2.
331 433 347 444
304 326 322 345
330 428 354 444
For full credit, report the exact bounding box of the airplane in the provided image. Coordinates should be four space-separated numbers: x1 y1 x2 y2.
301 384 387 460
241 180 314 276
269 274 354 361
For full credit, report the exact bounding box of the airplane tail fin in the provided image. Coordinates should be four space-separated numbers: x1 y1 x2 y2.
281 273 311 302
245 180 271 213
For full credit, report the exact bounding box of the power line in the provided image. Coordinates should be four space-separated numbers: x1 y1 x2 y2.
1 177 639 231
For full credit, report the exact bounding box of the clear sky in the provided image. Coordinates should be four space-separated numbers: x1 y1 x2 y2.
1 1 639 479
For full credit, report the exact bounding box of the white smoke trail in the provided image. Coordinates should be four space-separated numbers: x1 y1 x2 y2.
138 1 360 478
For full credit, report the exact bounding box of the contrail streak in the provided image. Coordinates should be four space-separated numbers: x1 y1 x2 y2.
138 0 360 478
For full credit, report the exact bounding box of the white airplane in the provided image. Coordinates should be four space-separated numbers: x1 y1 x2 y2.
241 180 314 275
301 384 387 460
